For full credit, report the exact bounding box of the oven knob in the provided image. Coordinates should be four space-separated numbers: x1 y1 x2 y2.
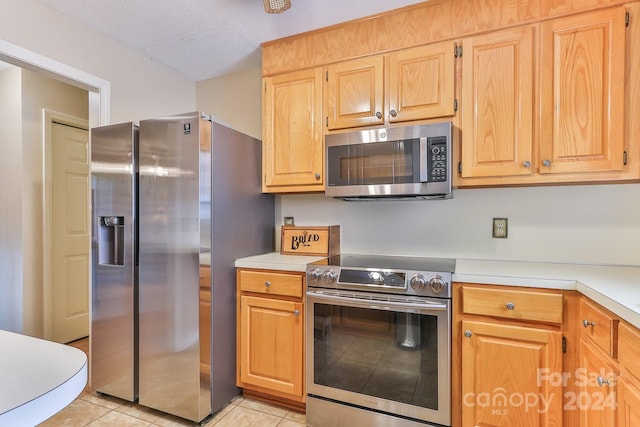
308 268 321 283
429 275 447 294
321 269 337 284
410 274 426 290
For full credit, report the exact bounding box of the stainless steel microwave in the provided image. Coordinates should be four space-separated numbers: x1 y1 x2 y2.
325 122 453 199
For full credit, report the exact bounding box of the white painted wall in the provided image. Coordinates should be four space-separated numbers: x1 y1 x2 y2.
279 183 640 266
0 66 23 333
0 0 195 124
196 68 262 139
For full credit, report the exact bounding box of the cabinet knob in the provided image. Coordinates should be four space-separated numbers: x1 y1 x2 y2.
583 319 595 328
293 309 300 317
375 111 382 119
315 172 321 180
264 281 271 288
522 161 531 168
542 159 552 167
597 376 612 386
506 302 515 310
464 330 472 338
390 109 397 117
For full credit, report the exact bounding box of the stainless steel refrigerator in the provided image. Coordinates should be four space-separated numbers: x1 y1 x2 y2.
91 112 275 422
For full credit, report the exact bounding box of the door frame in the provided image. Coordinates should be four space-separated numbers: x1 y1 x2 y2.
0 38 110 128
43 111 90 340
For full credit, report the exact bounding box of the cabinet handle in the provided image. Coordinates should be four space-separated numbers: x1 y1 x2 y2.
583 319 595 328
597 376 612 386
390 109 397 117
522 161 531 168
464 330 472 338
375 111 382 119
315 172 321 180
542 159 552 167
293 309 300 317
264 281 271 288
506 302 515 310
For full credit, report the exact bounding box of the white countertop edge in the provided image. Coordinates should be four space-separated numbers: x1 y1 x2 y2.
235 253 326 272
235 253 640 329
452 272 578 290
0 357 87 426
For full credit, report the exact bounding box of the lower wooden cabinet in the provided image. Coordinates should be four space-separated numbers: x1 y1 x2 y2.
578 338 618 427
460 320 563 426
236 268 306 407
239 295 303 396
618 322 640 427
455 283 564 427
618 376 640 427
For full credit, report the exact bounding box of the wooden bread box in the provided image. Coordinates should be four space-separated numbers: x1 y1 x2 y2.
280 225 340 256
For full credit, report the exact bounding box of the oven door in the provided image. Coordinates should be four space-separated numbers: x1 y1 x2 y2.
306 289 450 426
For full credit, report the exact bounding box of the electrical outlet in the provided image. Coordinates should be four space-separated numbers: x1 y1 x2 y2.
284 216 295 226
492 218 508 238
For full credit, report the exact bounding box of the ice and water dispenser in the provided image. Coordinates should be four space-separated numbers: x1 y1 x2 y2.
98 216 125 266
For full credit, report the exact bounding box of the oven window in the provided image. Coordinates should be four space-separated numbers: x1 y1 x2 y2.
312 303 439 410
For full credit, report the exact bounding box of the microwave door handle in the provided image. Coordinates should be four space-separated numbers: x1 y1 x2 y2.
419 137 429 183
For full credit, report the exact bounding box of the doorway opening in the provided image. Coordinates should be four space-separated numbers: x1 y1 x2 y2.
0 38 110 340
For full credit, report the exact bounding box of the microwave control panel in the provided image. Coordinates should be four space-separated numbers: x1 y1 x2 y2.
427 136 448 182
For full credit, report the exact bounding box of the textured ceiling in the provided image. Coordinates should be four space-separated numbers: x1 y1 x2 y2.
37 0 426 81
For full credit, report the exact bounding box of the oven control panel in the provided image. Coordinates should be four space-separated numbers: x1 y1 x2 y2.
306 266 451 298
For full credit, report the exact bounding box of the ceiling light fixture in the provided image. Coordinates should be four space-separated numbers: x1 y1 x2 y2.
264 0 291 14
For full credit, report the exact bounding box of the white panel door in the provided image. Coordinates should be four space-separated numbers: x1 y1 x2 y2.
52 122 90 343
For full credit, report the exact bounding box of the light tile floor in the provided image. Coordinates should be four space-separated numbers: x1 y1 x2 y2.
38 338 306 427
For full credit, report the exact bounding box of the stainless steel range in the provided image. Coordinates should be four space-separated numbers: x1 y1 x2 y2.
305 254 455 427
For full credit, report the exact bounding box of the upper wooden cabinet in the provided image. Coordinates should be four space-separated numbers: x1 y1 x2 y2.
539 7 626 175
389 42 457 123
325 56 384 129
262 68 324 193
325 41 456 130
460 26 535 179
262 0 639 190
459 5 632 186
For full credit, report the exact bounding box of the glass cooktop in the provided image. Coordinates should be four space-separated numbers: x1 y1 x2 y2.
309 254 456 274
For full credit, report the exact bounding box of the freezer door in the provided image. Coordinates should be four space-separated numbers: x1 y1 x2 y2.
138 112 211 422
90 122 138 401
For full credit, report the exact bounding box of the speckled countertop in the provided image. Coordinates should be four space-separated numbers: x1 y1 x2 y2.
235 253 640 329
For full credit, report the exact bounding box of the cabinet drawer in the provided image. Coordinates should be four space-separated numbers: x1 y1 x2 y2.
239 270 303 298
461 286 563 323
619 322 640 380
580 298 618 357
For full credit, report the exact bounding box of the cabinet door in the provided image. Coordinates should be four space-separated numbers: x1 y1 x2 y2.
388 41 455 123
239 295 304 397
579 339 618 427
461 26 534 178
262 68 324 192
618 377 640 427
461 320 562 427
539 7 626 175
325 56 384 130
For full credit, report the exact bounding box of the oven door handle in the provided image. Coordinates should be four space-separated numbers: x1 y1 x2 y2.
306 290 449 312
